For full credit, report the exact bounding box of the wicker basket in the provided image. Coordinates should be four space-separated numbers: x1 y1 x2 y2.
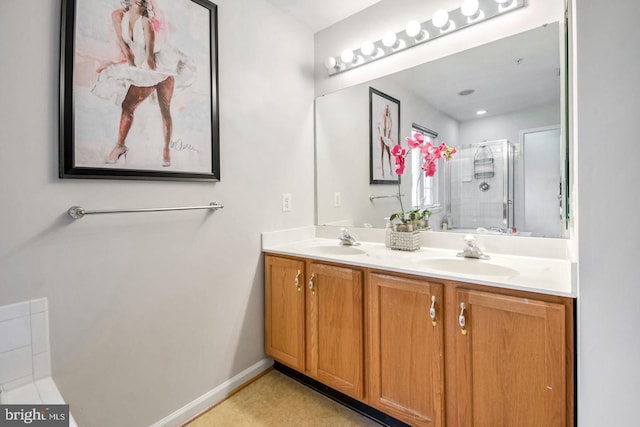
389 230 421 251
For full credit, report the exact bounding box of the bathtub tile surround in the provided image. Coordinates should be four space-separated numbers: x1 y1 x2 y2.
0 298 78 425
0 298 51 391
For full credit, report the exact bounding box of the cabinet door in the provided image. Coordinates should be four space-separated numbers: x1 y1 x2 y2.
368 274 444 427
455 289 566 427
264 255 306 371
307 262 364 400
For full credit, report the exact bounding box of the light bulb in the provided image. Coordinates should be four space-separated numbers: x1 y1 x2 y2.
496 0 516 12
432 9 449 29
405 20 422 38
382 31 398 48
476 109 487 115
461 0 480 17
340 49 355 64
324 57 338 70
360 40 375 57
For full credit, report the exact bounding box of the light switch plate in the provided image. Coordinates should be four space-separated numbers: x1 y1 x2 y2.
282 193 292 212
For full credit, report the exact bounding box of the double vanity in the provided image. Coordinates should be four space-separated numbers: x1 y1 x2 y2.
262 226 575 426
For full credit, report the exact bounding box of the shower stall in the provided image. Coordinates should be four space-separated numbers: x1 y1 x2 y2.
447 139 515 232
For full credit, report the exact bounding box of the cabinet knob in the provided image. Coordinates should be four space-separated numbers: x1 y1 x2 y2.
429 295 437 326
294 270 301 292
308 273 316 296
459 302 467 335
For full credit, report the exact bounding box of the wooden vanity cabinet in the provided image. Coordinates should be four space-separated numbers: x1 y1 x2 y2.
264 255 306 371
307 261 365 400
368 273 445 427
452 288 570 427
265 254 365 400
265 253 574 427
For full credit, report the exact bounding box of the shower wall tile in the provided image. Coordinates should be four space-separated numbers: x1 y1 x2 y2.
0 347 32 384
2 374 34 392
0 301 29 323
0 316 31 354
451 145 509 229
30 298 48 314
0 298 51 391
33 351 51 379
2 383 41 404
30 312 49 355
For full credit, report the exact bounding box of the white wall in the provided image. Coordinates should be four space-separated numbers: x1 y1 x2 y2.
459 104 560 151
574 0 640 425
0 1 315 426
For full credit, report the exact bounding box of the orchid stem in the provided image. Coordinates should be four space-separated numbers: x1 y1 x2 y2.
398 182 405 221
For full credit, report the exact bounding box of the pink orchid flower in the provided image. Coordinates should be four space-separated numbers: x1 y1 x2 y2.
391 144 407 175
391 144 406 158
443 146 457 160
406 133 424 149
390 137 456 223
421 142 435 156
422 160 437 177
393 139 456 178
395 157 406 175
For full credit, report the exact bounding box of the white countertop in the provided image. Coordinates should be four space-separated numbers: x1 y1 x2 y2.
263 235 576 298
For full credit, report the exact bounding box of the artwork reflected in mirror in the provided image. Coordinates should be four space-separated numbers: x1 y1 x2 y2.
369 88 400 185
315 22 566 238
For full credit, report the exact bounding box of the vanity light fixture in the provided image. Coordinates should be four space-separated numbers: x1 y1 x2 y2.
382 31 403 49
323 0 525 75
360 40 377 57
461 0 485 23
340 49 358 65
405 20 429 41
432 9 456 33
324 56 341 72
496 0 518 13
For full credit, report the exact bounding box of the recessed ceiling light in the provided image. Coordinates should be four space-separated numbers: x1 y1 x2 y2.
476 109 487 115
458 89 475 96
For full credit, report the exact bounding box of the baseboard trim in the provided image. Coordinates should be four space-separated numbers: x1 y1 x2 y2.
150 358 274 427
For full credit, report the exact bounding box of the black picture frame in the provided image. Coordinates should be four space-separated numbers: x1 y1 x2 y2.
59 0 220 181
369 87 400 185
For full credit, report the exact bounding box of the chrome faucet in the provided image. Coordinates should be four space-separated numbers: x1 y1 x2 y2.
487 226 516 234
338 228 360 246
457 234 490 259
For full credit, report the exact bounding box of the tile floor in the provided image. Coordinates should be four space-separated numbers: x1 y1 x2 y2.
186 370 379 426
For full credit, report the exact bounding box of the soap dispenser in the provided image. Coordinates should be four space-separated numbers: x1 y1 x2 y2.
384 217 393 248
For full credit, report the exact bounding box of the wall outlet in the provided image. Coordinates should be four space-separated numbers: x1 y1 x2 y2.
334 192 341 207
281 193 292 212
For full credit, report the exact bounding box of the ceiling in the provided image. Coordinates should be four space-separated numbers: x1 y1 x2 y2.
263 0 382 32
388 23 561 122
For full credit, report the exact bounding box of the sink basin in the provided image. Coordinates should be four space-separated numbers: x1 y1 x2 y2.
416 258 519 278
304 245 367 256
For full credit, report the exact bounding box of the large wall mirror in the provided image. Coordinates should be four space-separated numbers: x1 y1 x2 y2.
315 21 567 238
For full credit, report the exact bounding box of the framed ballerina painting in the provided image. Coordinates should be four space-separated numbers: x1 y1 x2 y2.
369 87 400 185
59 0 220 181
